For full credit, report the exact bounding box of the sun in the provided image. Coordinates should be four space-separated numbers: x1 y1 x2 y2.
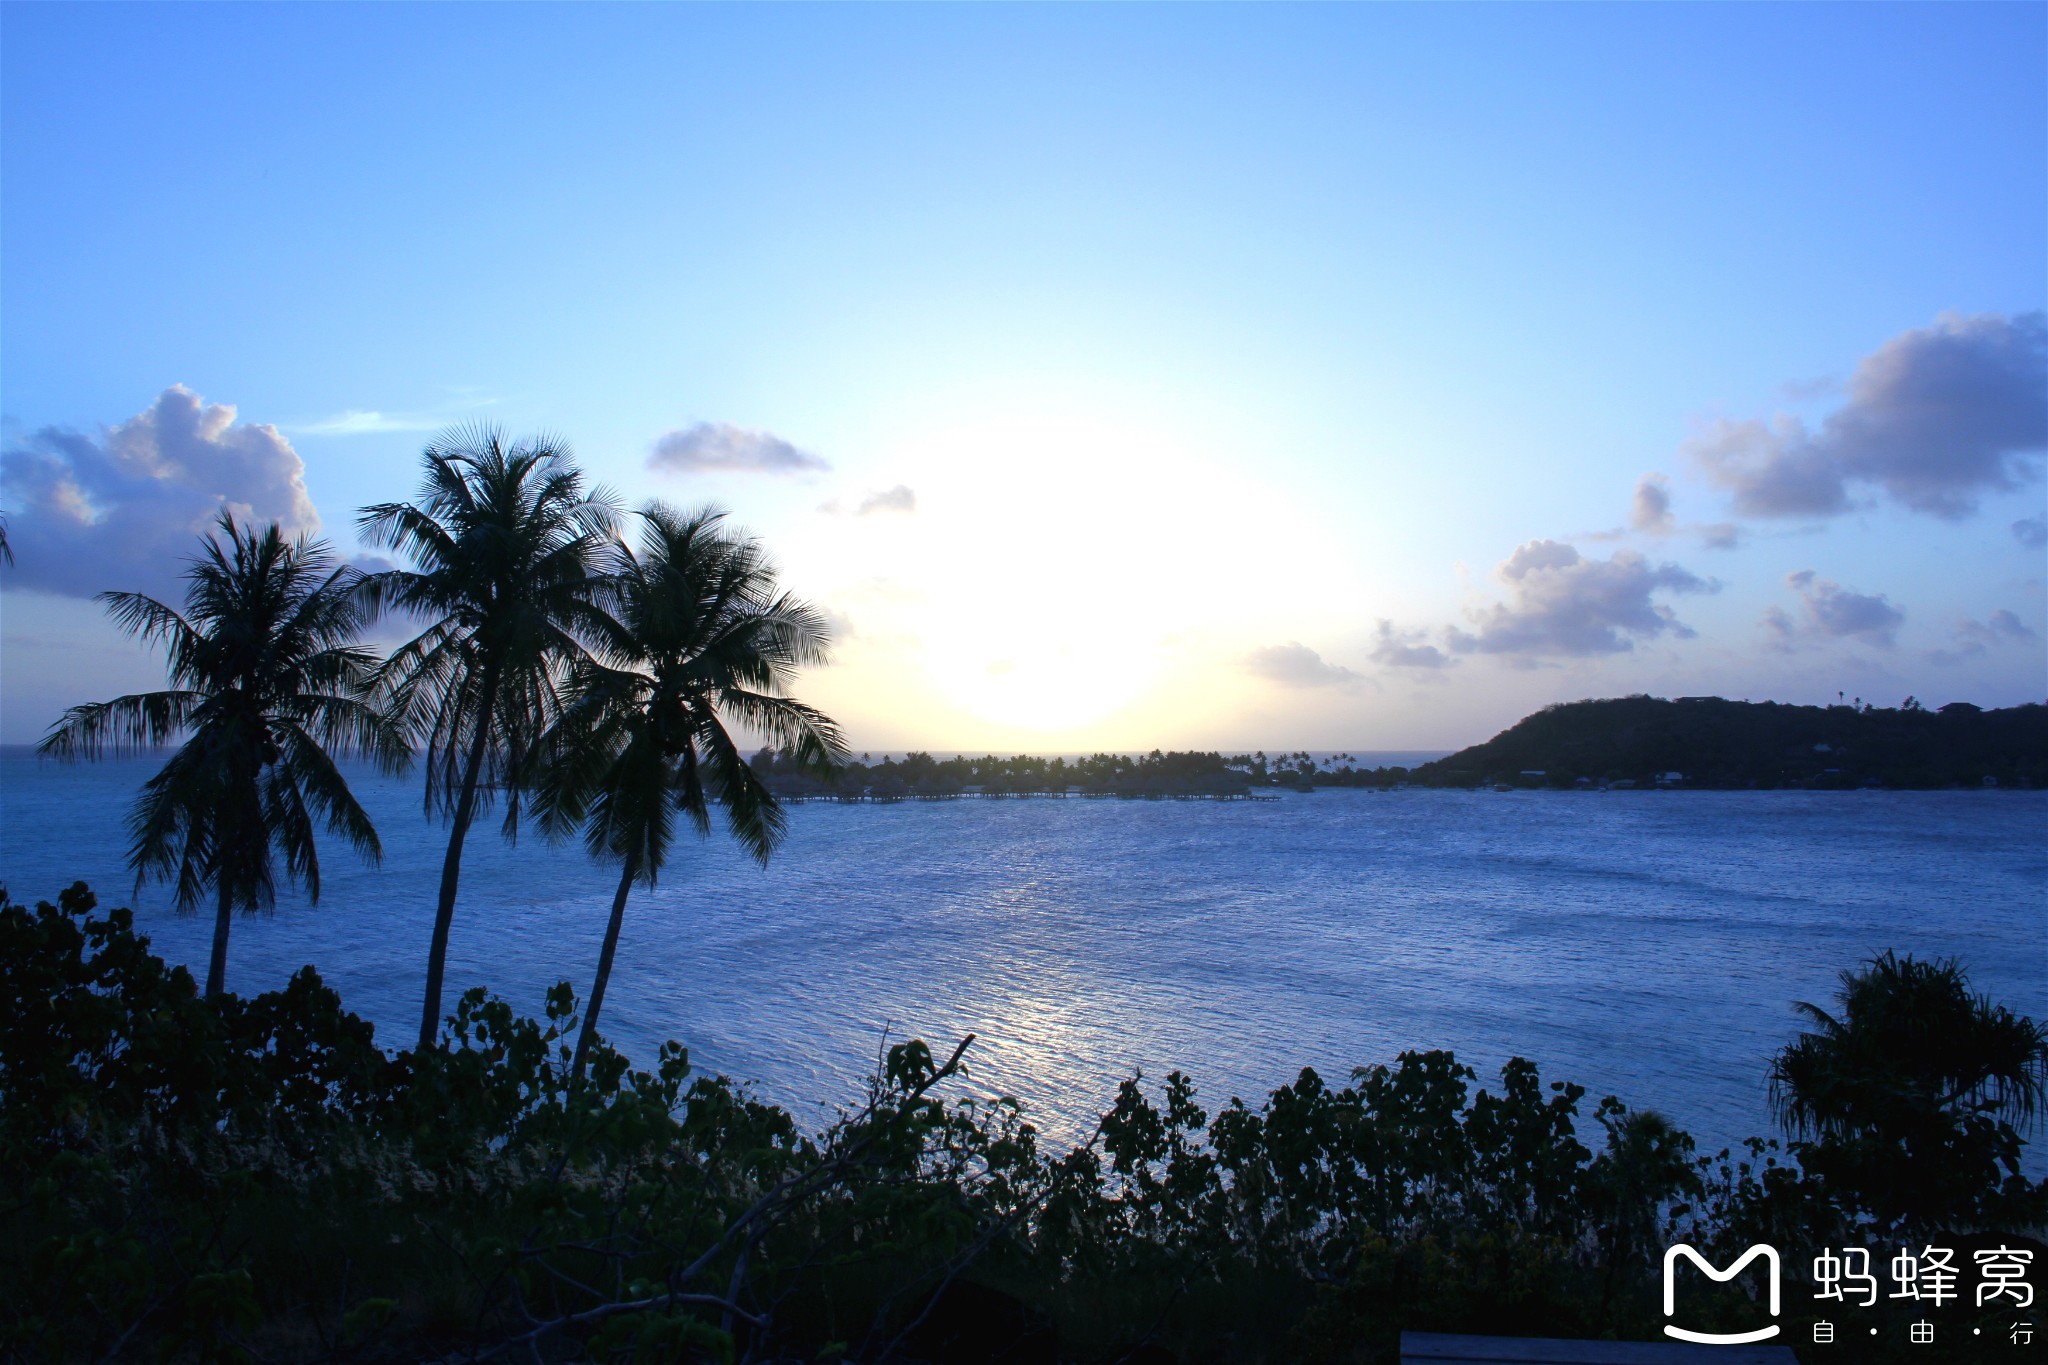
923 628 1162 735
812 396 1354 741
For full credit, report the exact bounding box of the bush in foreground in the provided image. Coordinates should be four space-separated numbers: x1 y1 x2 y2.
3 883 2041 1363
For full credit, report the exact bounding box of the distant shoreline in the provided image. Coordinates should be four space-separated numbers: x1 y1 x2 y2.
0 745 1455 765
1409 695 2046 792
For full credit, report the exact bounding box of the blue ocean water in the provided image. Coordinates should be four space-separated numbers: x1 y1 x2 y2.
2 752 2043 1158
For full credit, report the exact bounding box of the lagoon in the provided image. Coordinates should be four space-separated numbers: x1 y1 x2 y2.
2 751 2042 1156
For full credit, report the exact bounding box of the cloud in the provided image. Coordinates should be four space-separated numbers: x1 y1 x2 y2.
856 484 916 516
2015 516 2047 549
1631 474 1674 532
1966 608 2037 646
1 386 321 599
1927 607 2039 665
1763 570 1905 649
1445 540 1713 659
1779 374 1840 403
823 484 918 517
291 409 444 436
1244 642 1364 690
817 606 858 645
1688 311 2047 520
1367 620 1454 669
649 422 829 477
1579 474 1733 548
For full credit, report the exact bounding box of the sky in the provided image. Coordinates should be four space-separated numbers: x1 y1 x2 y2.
3 3 2043 752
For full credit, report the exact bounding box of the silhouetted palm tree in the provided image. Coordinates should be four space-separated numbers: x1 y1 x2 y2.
1769 950 2047 1230
357 427 618 1051
39 514 407 998
534 503 844 1080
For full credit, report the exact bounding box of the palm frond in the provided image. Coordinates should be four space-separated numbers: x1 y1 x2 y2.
40 692 204 759
696 718 785 866
95 592 207 678
710 690 848 771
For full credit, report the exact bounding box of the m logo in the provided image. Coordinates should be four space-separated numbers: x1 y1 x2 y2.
1662 1243 1782 1344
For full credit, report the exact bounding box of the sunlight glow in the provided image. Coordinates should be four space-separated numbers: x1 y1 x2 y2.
820 402 1352 735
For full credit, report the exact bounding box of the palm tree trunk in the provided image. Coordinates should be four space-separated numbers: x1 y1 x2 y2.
572 851 639 1083
417 670 501 1051
205 879 233 999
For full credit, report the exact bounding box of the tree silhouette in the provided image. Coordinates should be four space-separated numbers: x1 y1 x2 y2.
534 503 844 1079
1769 950 2047 1232
357 427 618 1050
40 515 407 996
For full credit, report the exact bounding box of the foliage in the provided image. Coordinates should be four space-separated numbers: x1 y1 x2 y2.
749 749 1256 799
1 884 1049 1364
356 426 621 1050
682 695 2048 794
1770 949 2048 1235
1410 694 2048 790
533 502 848 1079
36 513 409 997
5 886 2042 1363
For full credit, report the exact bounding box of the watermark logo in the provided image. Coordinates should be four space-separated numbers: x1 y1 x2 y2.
1979 1247 2037 1308
1662 1243 1782 1345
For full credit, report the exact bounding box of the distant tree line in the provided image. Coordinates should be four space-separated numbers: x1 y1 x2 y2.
746 692 2048 800
746 749 1440 798
747 748 1257 798
1410 695 2047 791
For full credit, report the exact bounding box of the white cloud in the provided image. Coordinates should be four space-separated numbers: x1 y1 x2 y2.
649 421 829 476
290 409 444 436
1688 311 2047 520
1244 642 1364 690
1763 570 1905 649
1 386 321 599
2014 515 2047 550
1445 540 1713 659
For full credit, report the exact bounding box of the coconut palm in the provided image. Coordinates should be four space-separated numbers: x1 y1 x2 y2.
1769 950 2047 1230
38 514 407 998
534 502 845 1080
356 427 618 1051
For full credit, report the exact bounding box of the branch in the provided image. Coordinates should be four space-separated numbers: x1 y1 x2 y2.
482 1290 764 1358
483 1035 978 1360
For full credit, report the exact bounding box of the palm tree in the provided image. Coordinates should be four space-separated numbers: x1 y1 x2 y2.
534 503 845 1080
1769 950 2047 1230
356 427 618 1051
38 514 407 998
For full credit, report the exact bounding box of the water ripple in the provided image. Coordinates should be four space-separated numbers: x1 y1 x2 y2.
2 759 2042 1155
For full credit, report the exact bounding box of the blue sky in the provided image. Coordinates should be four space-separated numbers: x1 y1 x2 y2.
4 3 2043 749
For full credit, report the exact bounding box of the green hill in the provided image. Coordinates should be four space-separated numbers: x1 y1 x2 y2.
1411 695 2047 790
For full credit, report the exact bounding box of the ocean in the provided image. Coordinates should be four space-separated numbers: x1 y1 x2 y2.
3 750 2043 1157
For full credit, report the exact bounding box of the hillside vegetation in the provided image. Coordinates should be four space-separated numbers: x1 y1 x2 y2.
1410 696 2046 790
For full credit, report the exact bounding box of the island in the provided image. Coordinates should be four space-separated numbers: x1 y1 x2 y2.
750 696 2046 798
1402 695 2046 791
